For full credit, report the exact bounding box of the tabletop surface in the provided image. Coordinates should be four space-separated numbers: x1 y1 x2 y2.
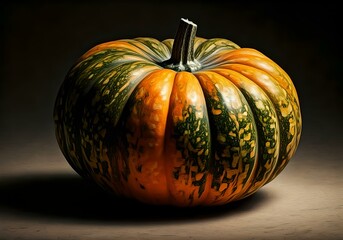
0 132 341 240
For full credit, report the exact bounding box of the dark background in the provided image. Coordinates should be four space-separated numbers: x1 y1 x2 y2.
0 1 342 239
1 1 342 144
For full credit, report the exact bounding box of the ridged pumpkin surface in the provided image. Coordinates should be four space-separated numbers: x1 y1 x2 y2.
54 35 302 206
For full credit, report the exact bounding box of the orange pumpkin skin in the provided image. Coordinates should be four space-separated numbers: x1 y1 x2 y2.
54 19 302 206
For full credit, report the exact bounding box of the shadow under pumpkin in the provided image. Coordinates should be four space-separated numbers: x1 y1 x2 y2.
0 172 275 224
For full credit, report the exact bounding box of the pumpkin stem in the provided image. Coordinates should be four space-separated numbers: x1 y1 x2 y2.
162 18 201 72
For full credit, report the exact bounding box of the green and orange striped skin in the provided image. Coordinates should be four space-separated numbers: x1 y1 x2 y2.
54 37 302 206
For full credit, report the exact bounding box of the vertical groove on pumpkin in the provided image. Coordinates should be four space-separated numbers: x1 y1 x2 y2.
163 72 178 205
192 73 215 206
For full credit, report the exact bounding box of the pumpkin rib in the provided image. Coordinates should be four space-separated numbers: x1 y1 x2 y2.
131 37 171 63
161 39 174 52
194 37 208 50
200 48 268 67
214 63 300 182
195 71 259 205
194 38 240 64
198 52 259 72
214 51 299 102
164 71 212 206
54 56 128 181
233 55 302 158
80 40 154 61
234 48 300 103
211 68 281 196
54 59 161 196
92 64 162 196
115 69 176 204
71 48 157 78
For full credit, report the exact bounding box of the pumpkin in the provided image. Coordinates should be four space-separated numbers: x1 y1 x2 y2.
54 18 302 206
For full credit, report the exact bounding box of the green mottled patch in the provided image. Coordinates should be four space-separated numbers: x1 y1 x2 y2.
133 38 171 62
54 43 162 192
198 76 257 201
238 89 279 195
195 38 240 66
172 104 211 199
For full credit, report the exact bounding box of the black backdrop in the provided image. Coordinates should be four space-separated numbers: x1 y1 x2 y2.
1 0 341 161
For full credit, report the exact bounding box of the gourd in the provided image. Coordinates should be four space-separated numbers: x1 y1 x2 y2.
54 18 302 206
